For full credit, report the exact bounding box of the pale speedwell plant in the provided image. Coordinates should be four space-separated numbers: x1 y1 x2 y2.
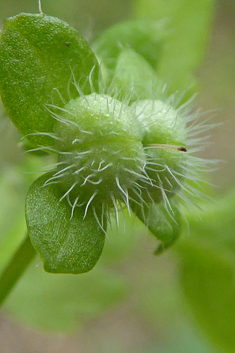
0 9 210 280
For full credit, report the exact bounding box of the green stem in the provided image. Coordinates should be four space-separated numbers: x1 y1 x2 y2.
0 234 36 308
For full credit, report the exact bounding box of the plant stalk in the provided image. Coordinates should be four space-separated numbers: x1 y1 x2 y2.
0 234 36 308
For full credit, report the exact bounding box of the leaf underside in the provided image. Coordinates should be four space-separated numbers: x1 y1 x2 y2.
25 173 106 274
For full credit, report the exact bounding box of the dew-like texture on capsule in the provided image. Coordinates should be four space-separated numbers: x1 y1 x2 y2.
132 99 187 146
52 93 146 206
130 99 188 203
56 93 142 148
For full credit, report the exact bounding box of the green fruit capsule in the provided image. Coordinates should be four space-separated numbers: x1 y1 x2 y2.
51 93 146 209
131 99 188 204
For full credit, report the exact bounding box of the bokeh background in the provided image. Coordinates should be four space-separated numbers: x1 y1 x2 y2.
0 1 235 352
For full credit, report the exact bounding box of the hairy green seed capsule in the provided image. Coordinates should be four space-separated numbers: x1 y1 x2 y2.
133 99 187 145
47 93 191 217
52 93 146 208
131 99 188 203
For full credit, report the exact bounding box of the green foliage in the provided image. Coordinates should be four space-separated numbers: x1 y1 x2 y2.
178 189 235 352
92 19 167 72
109 48 161 101
26 173 106 273
180 242 235 353
0 11 191 276
134 0 215 96
0 13 99 146
2 203 144 332
1 4 231 353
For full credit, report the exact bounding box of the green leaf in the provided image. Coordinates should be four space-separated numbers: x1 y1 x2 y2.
132 201 181 254
110 48 161 101
183 188 235 252
5 260 126 332
92 19 167 73
177 189 235 352
179 241 235 353
25 173 106 274
0 13 99 146
134 0 215 95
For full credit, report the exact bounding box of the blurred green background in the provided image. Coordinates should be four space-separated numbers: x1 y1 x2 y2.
0 0 235 352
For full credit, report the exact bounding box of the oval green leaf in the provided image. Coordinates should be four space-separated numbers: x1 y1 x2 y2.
110 48 161 101
179 241 235 353
25 173 106 274
0 13 99 145
92 19 167 72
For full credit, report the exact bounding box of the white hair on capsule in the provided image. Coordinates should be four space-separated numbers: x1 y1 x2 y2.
24 65 215 231
38 0 43 13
